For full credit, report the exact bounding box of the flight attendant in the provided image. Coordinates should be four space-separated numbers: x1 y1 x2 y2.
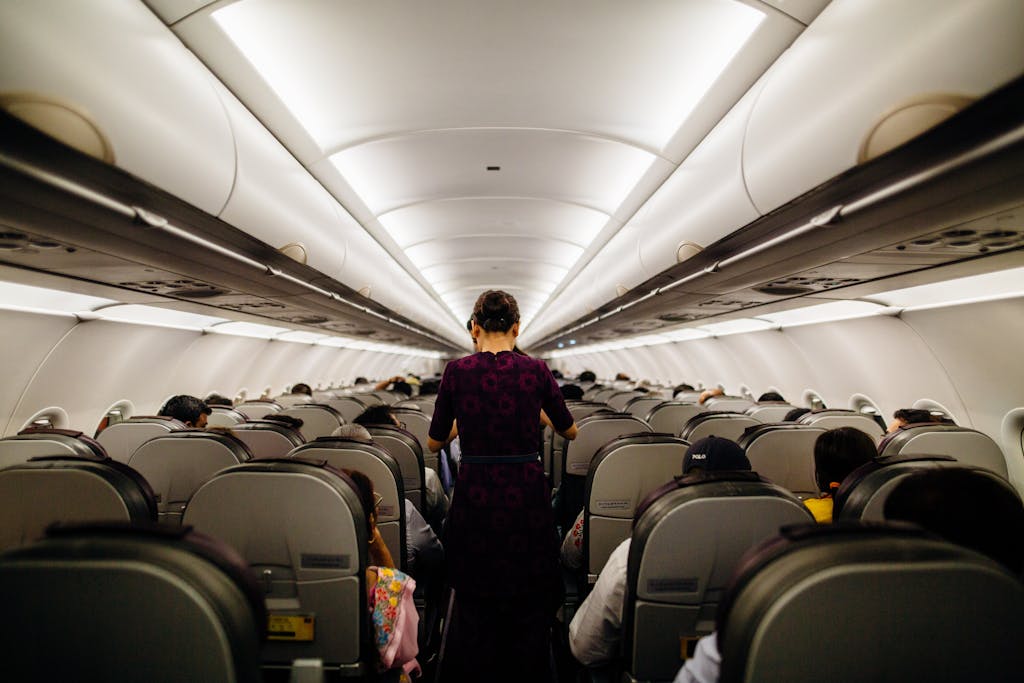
428 290 578 682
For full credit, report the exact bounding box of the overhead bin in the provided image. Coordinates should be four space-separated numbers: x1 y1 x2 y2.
0 0 235 216
743 0 1024 214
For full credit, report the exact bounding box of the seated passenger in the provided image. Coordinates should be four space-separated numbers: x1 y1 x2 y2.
578 370 597 383
672 383 695 398
354 406 449 529
804 427 877 523
204 393 233 407
342 468 420 680
757 391 785 402
887 407 939 433
376 375 414 397
560 384 584 401
354 377 369 385
568 437 750 667
783 407 811 422
158 395 211 429
290 382 313 397
674 462 1024 683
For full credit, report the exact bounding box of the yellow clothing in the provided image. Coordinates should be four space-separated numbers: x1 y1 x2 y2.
804 496 833 524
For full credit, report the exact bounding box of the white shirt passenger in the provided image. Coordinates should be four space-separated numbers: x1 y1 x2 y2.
568 537 630 666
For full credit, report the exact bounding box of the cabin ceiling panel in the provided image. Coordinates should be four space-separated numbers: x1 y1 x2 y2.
428 262 570 297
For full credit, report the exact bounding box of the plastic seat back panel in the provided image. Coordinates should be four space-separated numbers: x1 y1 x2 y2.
645 402 703 435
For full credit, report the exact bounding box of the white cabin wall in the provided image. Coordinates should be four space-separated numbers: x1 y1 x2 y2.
0 309 440 437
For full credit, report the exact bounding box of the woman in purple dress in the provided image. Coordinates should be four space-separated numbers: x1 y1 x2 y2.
428 290 578 682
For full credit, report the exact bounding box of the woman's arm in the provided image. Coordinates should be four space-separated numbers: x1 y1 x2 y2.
427 420 458 453
559 423 578 441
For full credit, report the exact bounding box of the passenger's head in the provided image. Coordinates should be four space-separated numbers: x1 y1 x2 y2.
813 427 877 494
578 370 597 383
672 383 695 397
354 405 399 428
888 408 936 433
758 391 785 403
884 469 1024 575
682 436 751 475
341 468 379 533
419 378 440 396
159 395 211 429
472 290 520 336
391 380 413 397
784 407 811 422
354 377 369 385
615 372 630 381
552 369 563 379
204 393 233 407
560 384 584 401
260 414 304 431
332 423 373 442
291 383 313 396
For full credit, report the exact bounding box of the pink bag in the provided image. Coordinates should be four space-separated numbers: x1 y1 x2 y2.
370 566 421 679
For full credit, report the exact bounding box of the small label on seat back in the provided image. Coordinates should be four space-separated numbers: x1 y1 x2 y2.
268 614 315 641
595 499 630 510
300 553 349 569
568 463 589 474
648 578 698 593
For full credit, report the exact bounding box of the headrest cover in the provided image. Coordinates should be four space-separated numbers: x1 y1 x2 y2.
683 436 751 474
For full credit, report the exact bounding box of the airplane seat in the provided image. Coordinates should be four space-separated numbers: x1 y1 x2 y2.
702 396 755 413
363 424 427 513
235 399 284 420
0 522 266 682
558 413 651 533
623 395 667 420
182 458 371 677
0 427 108 468
279 403 345 440
354 391 386 406
394 397 436 417
607 391 644 412
0 454 157 552
644 402 704 435
581 384 606 401
207 405 248 428
736 424 828 498
95 416 187 463
679 412 760 444
276 393 314 408
877 423 1009 478
551 403 617 490
797 408 885 443
745 402 795 423
390 407 437 474
623 472 813 682
288 438 407 570
127 431 252 525
231 419 306 459
371 390 400 405
833 453 1017 521
591 387 620 403
323 395 369 424
582 434 690 583
716 522 1024 683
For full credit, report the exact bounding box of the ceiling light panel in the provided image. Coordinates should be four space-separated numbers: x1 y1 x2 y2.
213 0 765 154
871 266 1024 309
0 280 116 314
428 263 570 296
406 237 584 273
330 130 662 217
208 321 291 339
96 305 228 330
758 300 885 327
276 330 329 343
698 318 775 336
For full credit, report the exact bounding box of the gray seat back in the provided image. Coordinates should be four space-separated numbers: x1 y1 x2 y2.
231 421 306 459
353 391 385 405
550 403 615 488
737 424 828 497
96 417 186 463
877 423 1008 478
207 406 247 428
391 408 437 474
183 459 370 674
624 396 667 420
625 475 813 681
394 397 436 417
364 425 427 512
584 434 690 579
582 384 605 400
680 412 760 443
288 439 406 568
703 396 755 413
275 394 314 408
607 391 643 412
0 457 156 552
371 390 400 405
718 524 1024 683
0 525 265 682
592 387 620 403
280 404 345 440
323 395 369 424
644 402 704 435
0 428 107 469
128 432 251 524
745 403 794 423
834 454 1017 521
799 409 885 443
235 400 283 420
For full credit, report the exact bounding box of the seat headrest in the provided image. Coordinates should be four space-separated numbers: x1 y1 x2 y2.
634 470 767 528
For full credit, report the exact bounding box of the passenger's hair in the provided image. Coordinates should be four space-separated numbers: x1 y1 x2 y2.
332 423 373 442
893 408 934 426
560 384 584 400
354 377 369 385
615 372 630 381
634 386 649 394
391 380 413 397
758 391 785 402
884 469 1024 574
204 393 233 407
419 378 440 396
291 383 313 396
260 414 304 430
673 383 695 397
472 289 520 333
813 427 877 494
355 405 398 427
552 369 563 379
341 469 377 534
578 370 597 383
784 407 811 422
159 395 211 426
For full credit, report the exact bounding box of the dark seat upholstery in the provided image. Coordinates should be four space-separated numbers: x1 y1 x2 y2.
0 523 266 682
717 523 1024 683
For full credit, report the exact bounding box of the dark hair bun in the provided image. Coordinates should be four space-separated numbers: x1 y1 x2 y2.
472 290 520 333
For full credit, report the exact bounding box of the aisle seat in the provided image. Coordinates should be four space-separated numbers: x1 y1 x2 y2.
391 407 438 474
364 424 427 513
95 416 186 463
0 427 107 468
